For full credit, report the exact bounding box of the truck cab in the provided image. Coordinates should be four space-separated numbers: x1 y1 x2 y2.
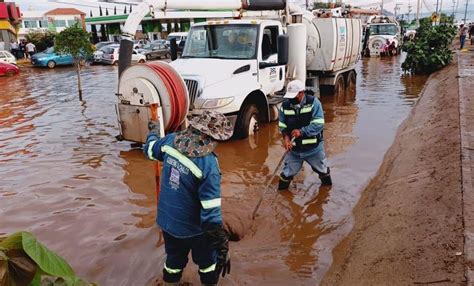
169 20 285 139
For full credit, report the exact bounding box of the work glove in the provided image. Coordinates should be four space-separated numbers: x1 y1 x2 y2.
284 136 293 151
291 129 302 138
148 120 160 136
206 226 231 278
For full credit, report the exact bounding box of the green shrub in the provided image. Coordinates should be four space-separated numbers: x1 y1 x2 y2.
402 20 456 74
25 31 56 52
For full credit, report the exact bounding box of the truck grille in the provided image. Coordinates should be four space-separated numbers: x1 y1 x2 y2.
184 79 199 110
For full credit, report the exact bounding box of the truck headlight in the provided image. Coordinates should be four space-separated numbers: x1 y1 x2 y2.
202 97 234 109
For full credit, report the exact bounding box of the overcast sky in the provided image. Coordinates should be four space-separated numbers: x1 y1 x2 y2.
14 0 473 19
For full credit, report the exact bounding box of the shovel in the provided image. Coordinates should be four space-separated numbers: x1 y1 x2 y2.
251 137 295 220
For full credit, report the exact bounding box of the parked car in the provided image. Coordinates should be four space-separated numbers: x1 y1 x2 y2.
133 39 149 49
137 43 170 60
0 62 19 76
95 41 115 50
166 32 188 46
101 44 146 65
0 50 16 65
31 47 74 69
151 39 167 46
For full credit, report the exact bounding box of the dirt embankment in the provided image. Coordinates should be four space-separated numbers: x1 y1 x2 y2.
322 61 466 285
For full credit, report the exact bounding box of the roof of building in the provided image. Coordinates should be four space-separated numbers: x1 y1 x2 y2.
45 8 85 16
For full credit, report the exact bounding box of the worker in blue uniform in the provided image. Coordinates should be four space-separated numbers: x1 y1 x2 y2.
144 111 233 286
278 79 332 190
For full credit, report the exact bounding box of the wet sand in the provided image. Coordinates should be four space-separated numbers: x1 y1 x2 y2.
322 61 465 285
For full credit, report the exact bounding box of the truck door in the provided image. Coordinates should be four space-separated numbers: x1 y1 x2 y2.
258 25 285 96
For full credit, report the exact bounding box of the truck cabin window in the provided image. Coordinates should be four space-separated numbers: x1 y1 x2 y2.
370 24 398 36
262 26 278 60
182 24 258 59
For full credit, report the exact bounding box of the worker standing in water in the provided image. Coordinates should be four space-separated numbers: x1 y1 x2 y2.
144 111 233 285
278 80 332 190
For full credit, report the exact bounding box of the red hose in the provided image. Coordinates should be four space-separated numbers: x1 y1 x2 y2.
146 62 188 131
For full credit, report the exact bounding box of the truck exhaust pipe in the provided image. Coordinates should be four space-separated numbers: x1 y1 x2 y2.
118 38 134 78
242 0 286 10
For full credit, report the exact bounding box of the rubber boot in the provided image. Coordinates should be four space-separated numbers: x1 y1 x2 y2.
320 174 332 186
320 167 332 186
278 174 292 191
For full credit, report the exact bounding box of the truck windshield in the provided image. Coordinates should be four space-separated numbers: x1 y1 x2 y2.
182 24 258 60
370 24 398 36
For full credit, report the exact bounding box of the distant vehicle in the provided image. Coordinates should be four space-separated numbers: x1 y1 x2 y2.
366 16 402 57
151 39 167 46
166 32 188 46
31 47 75 69
95 41 115 50
133 39 149 49
0 50 16 65
92 46 111 64
0 62 19 76
101 44 146 65
137 43 170 60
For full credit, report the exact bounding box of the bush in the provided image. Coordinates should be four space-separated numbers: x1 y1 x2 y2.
402 20 457 74
25 31 56 52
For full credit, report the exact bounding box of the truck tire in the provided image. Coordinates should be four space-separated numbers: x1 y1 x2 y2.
345 71 357 100
233 104 259 139
333 75 345 98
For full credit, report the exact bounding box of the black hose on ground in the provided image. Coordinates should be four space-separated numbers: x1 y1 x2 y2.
118 38 134 78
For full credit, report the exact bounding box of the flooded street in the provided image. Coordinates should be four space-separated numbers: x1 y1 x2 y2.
0 56 427 285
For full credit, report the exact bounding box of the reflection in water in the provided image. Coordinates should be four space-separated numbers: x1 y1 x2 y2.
0 55 428 285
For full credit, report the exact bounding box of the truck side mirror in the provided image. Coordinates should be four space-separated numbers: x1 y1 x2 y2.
277 34 289 65
170 38 178 61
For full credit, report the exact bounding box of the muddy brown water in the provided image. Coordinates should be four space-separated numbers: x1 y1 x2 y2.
0 56 427 285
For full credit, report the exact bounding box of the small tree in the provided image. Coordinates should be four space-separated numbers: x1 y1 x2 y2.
402 18 457 74
26 31 56 52
55 24 93 101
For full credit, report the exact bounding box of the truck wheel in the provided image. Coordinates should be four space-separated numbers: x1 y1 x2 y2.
333 75 345 98
234 104 259 139
47 60 56 69
345 71 357 100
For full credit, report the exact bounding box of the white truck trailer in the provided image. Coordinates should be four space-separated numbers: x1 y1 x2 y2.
115 0 362 142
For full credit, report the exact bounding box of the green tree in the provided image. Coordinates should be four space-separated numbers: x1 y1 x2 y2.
55 24 93 101
402 18 457 74
25 31 56 52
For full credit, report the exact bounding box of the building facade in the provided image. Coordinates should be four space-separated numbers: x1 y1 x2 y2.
18 8 86 39
0 1 21 51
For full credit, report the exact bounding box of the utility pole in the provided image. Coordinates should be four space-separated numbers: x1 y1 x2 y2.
452 0 456 17
436 0 440 14
416 0 421 27
381 0 384 15
464 0 469 24
408 1 413 23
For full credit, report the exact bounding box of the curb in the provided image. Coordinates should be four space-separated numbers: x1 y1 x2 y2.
458 50 474 284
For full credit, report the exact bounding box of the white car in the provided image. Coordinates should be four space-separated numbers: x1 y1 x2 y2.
0 50 16 65
101 44 146 65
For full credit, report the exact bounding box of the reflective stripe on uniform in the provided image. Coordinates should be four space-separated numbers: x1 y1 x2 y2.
161 145 203 179
311 118 325 125
199 263 217 273
164 263 182 274
147 141 158 161
283 109 296 115
201 198 221 209
300 105 314 114
278 121 287 128
279 175 291 182
302 138 318 145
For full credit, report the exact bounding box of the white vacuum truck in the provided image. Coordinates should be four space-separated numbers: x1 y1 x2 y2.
115 0 362 142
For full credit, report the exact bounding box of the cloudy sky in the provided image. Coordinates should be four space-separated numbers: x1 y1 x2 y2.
13 0 473 19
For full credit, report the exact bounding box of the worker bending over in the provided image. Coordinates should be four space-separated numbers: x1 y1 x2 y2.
144 111 233 286
278 80 332 190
